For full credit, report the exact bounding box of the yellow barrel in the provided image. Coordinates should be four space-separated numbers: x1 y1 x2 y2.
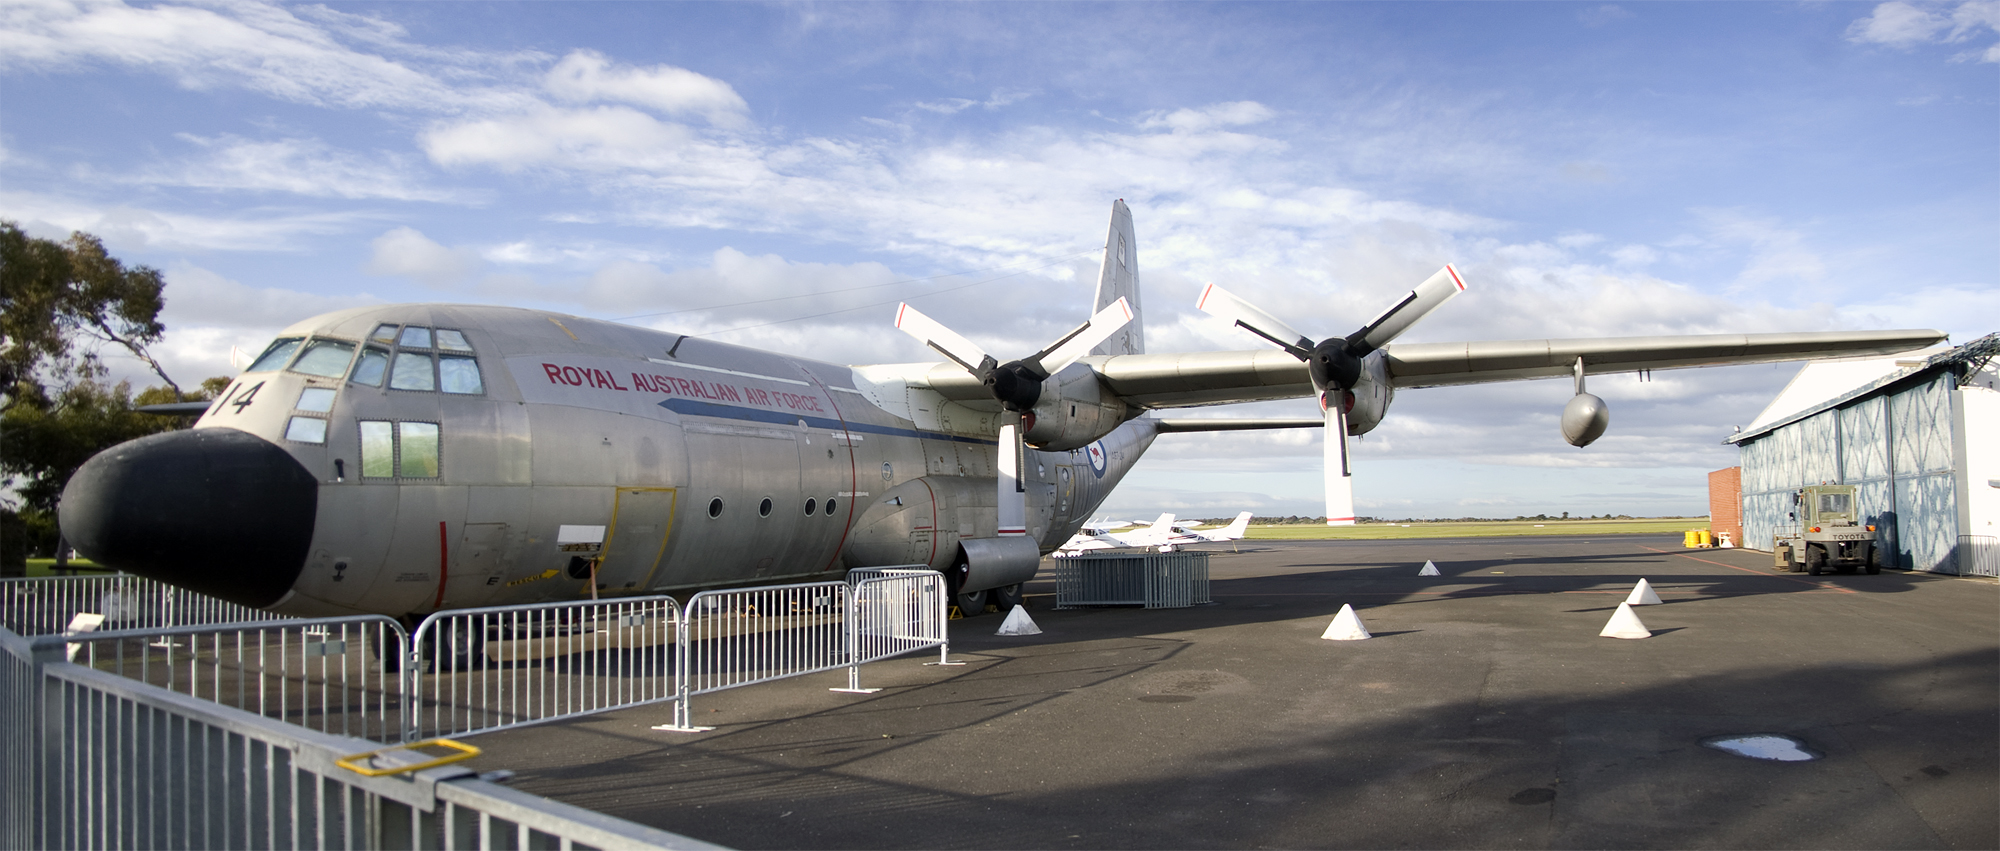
1683 530 1698 548
1697 530 1713 548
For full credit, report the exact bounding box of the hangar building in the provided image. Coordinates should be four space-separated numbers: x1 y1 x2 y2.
1726 332 1998 576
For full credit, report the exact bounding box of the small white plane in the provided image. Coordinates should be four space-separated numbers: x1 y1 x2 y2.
1167 512 1254 546
1056 512 1180 555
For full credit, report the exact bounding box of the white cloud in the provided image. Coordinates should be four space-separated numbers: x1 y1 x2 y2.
543 49 749 127
1136 101 1277 133
365 226 479 285
422 104 705 172
109 135 474 203
0 0 533 111
1847 1 2000 62
0 189 370 252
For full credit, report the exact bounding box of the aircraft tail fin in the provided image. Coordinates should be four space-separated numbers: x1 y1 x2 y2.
1220 511 1253 539
1145 512 1174 534
1090 200 1143 356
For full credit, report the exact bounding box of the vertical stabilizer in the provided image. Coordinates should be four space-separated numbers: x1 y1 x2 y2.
1091 200 1143 356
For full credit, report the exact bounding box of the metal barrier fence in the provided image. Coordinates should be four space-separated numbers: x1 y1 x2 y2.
2 624 721 850
61 616 410 744
659 581 851 732
1959 535 2000 577
407 596 682 741
2 573 287 637
1055 551 1212 609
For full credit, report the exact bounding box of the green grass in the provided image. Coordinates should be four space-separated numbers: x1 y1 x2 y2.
22 558 108 577
1241 517 1707 540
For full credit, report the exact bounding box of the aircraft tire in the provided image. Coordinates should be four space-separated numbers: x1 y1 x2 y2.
991 583 1025 611
954 587 992 618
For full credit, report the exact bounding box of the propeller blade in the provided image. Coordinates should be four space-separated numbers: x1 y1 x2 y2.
996 414 1028 537
1030 297 1134 377
1196 283 1315 360
1323 393 1356 526
894 303 991 375
1347 265 1465 354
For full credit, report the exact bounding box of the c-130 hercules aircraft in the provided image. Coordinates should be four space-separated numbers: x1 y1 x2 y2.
61 201 1942 621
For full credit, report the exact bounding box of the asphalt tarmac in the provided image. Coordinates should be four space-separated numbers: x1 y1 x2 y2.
469 535 1998 850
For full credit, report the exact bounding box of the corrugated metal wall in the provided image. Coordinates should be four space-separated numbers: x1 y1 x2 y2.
1739 374 1962 573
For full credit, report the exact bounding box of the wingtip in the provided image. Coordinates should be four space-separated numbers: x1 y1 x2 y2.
1446 264 1465 291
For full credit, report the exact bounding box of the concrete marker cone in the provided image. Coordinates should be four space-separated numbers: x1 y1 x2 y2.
1599 602 1652 639
1625 578 1663 606
1418 560 1441 577
1320 603 1371 641
996 606 1041 636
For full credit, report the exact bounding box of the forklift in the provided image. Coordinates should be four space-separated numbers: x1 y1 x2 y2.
1772 484 1880 575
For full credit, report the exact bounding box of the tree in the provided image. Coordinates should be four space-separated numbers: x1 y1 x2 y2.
1 220 178 403
1 222 222 575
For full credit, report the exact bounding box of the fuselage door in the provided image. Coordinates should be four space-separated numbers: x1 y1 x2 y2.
593 487 678 594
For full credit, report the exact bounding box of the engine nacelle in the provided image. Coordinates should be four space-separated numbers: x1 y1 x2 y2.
1023 364 1128 451
1562 393 1610 447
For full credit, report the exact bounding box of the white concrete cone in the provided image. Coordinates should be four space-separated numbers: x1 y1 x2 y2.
1599 602 1652 639
1625 578 1663 606
1418 560 1441 577
996 606 1041 636
1320 603 1372 641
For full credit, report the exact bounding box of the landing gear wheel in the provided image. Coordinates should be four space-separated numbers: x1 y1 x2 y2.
1806 546 1826 576
954 588 992 617
991 583 1025 611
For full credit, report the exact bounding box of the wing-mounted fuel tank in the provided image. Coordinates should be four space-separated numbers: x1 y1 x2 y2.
1022 362 1129 450
1561 356 1610 447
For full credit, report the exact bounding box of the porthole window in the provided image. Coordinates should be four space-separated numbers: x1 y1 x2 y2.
707 497 724 518
825 498 837 515
804 498 817 515
758 498 773 517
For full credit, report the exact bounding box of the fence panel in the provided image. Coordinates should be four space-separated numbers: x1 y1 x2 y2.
848 572 947 667
2 573 288 637
660 582 849 731
52 616 410 744
408 596 681 741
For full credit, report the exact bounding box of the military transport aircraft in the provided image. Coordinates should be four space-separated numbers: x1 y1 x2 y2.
60 201 1944 621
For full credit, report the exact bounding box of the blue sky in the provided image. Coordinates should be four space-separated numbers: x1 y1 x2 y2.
3 1 1995 520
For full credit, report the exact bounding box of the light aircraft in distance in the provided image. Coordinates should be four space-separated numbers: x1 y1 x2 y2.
61 201 1945 622
1056 513 1181 555
1056 511 1254 555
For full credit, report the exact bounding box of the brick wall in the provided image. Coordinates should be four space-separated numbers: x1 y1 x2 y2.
1709 466 1743 547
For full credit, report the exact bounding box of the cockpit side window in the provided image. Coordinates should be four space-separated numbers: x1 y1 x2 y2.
350 346 390 386
369 324 399 344
388 351 436 391
288 339 357 378
245 338 304 373
439 355 483 394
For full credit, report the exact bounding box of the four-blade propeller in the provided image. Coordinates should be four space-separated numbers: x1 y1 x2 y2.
895 297 1133 537
1198 266 1465 525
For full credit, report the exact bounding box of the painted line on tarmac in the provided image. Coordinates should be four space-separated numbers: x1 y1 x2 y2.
1638 545 1858 594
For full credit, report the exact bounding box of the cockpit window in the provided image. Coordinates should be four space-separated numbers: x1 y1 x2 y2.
245 338 303 373
288 339 356 378
350 346 390 386
369 324 399 343
399 326 433 349
388 351 435 391
438 355 483 394
436 329 473 352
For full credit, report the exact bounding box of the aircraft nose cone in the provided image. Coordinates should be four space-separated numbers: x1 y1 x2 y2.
60 427 318 609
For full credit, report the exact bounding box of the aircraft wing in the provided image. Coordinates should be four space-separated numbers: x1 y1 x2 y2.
1075 329 1945 408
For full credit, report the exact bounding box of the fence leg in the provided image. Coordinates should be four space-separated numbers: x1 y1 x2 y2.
650 617 711 733
831 592 880 694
